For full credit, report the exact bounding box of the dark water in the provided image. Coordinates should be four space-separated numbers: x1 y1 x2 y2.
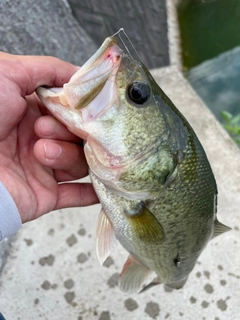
177 0 240 71
185 46 240 122
177 0 240 145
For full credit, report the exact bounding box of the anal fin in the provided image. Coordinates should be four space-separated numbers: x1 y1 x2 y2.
96 208 118 265
139 276 161 293
118 255 152 293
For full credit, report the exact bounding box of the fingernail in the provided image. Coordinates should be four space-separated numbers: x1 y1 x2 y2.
39 117 56 137
44 141 62 160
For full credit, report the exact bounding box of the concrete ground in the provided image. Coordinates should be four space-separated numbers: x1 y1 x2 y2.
0 66 239 320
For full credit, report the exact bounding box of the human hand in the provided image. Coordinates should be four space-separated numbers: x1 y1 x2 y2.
0 52 98 223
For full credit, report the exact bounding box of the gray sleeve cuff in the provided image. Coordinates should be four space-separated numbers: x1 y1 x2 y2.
0 181 22 241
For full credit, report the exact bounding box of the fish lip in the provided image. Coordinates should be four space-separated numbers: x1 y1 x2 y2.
35 36 124 140
36 86 62 96
68 37 122 86
37 37 123 107
61 37 123 110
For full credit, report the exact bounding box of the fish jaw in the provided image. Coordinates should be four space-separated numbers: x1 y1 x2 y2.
36 86 88 138
36 37 122 139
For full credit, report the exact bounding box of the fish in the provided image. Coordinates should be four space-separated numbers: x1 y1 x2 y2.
36 33 230 293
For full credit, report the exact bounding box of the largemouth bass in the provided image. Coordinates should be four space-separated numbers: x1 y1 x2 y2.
37 34 230 292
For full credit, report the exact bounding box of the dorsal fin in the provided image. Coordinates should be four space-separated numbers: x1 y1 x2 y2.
212 220 231 239
139 276 161 293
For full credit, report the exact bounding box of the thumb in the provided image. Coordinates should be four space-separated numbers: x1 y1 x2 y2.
0 52 78 96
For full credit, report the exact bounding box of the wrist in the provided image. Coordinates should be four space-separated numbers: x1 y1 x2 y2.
0 181 22 240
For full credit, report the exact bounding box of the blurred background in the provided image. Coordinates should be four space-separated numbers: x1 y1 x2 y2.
177 0 240 145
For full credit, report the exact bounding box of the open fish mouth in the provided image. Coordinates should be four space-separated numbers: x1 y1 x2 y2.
37 36 123 138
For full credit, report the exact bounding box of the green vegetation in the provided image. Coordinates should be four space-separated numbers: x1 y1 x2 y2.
177 0 240 70
221 111 240 146
176 0 240 147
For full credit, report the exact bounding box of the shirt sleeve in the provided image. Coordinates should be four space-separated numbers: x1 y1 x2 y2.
0 181 22 241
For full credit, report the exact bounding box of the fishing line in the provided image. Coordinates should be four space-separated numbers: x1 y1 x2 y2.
111 28 142 62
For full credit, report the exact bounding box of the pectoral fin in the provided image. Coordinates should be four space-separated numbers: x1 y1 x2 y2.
125 203 165 243
96 208 118 265
212 220 231 239
118 255 153 293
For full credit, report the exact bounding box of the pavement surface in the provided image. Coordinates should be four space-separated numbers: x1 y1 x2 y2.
0 66 239 320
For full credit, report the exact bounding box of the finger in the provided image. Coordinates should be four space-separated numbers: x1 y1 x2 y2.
0 52 78 140
54 183 99 209
0 52 78 96
35 115 81 143
22 56 78 93
0 92 38 140
34 139 88 180
53 170 82 182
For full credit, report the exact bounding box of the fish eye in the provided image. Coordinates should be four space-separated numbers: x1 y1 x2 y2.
127 82 150 105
